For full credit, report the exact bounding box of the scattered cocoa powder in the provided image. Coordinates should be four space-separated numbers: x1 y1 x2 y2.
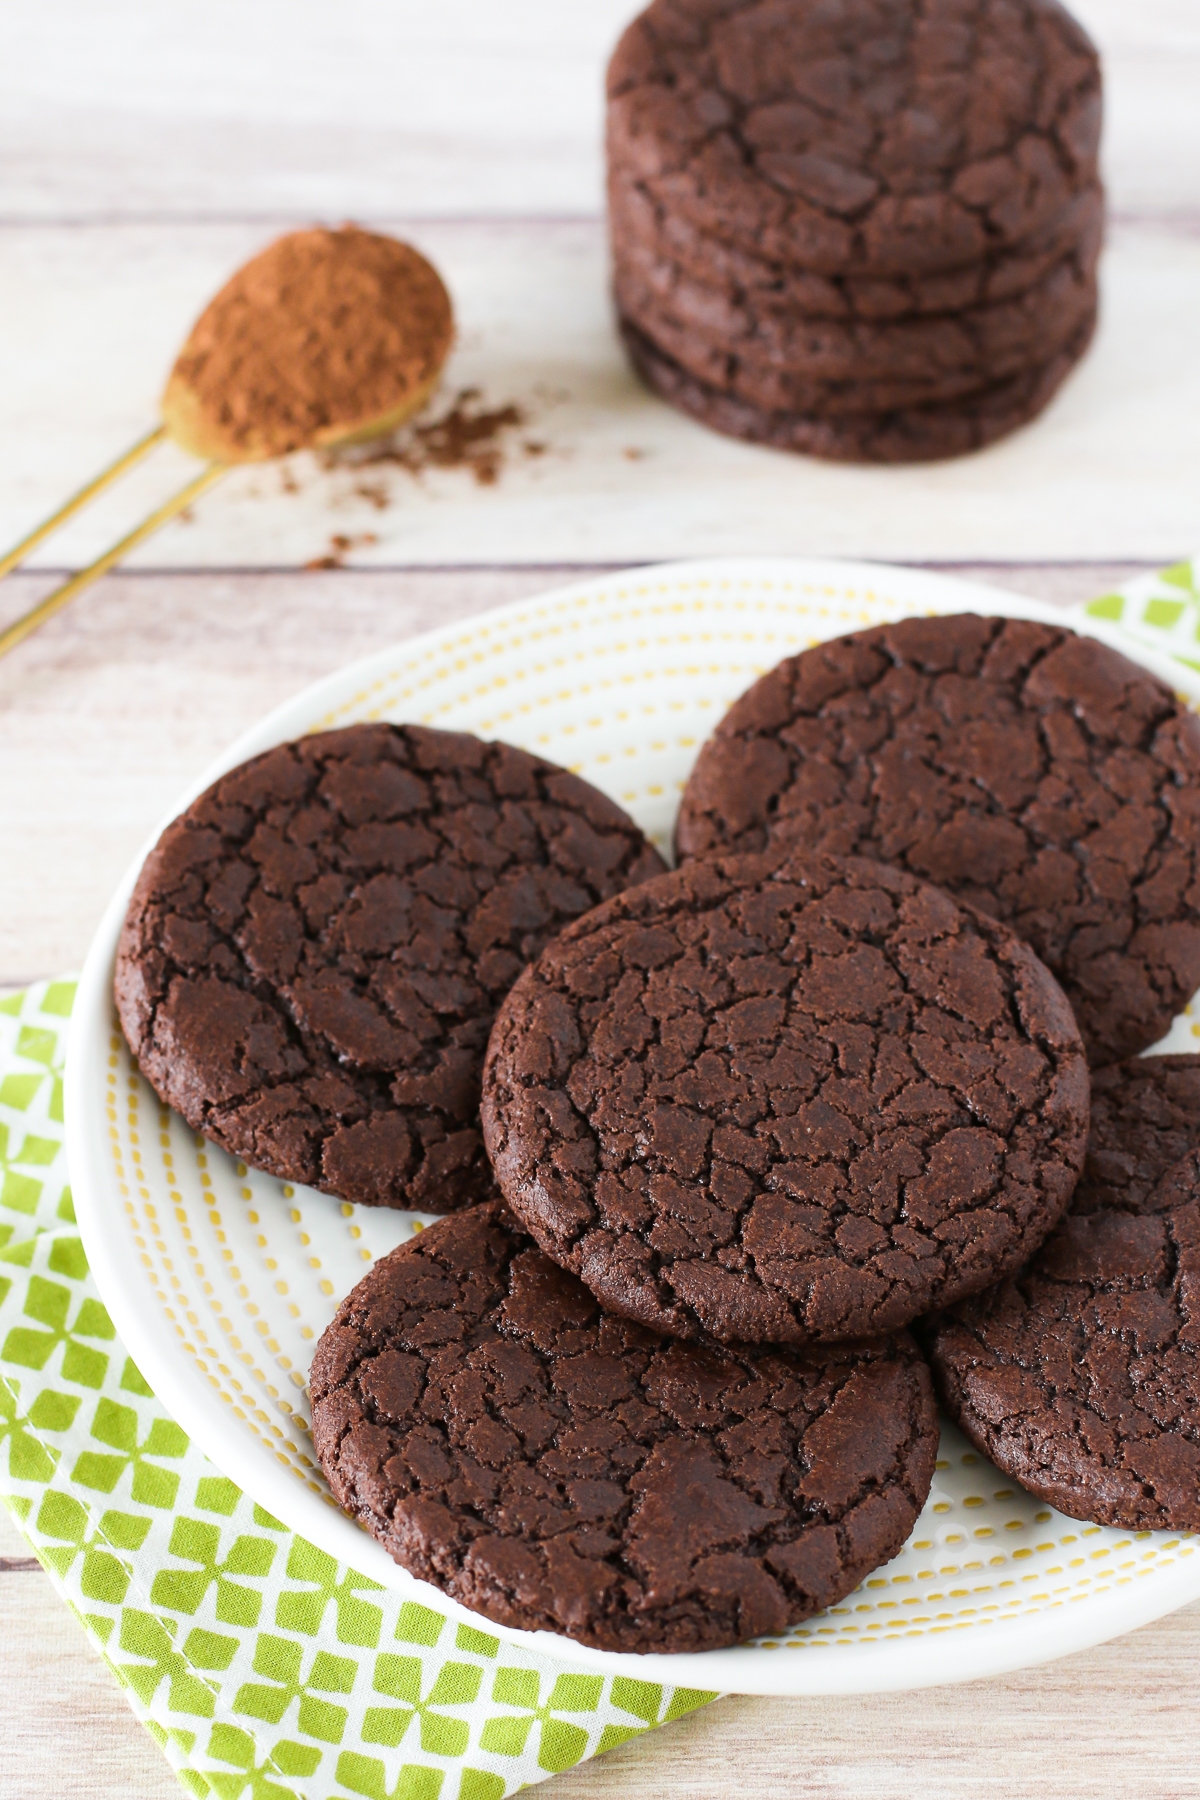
337 387 526 487
162 225 454 463
353 480 389 511
305 531 378 571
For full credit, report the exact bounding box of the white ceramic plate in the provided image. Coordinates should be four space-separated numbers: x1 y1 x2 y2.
69 557 1200 1695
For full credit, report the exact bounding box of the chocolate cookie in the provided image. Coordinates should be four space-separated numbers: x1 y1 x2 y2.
610 176 1106 321
922 1191 1200 1529
613 234 1098 404
622 310 1004 417
115 723 665 1210
1139 1149 1200 1217
1073 1055 1200 1216
621 308 1095 462
311 1200 939 1653
675 616 1200 1063
481 850 1088 1346
618 303 1008 416
607 0 1102 278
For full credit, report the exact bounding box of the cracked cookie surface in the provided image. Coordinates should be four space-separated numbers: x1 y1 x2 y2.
620 308 1094 461
310 1199 939 1652
480 850 1088 1345
675 616 1200 1064
1072 1055 1200 1217
613 225 1098 412
922 1182 1200 1529
607 0 1102 278
114 722 665 1210
609 176 1105 322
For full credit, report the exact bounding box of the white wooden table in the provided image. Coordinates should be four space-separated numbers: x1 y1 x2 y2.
2 3 1199 1793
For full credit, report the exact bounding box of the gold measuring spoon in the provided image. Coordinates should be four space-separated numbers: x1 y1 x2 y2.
0 225 453 660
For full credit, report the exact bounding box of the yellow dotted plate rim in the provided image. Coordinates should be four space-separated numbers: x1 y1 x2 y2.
66 556 1200 1694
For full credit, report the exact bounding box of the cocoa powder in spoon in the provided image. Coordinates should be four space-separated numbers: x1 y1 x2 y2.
163 225 453 462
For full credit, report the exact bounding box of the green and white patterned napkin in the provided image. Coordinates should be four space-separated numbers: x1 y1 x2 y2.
1085 556 1200 663
0 983 717 1800
3 553 1196 1797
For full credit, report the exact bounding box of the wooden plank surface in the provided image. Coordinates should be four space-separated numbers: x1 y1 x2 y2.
3 0 1199 1791
2 218 1198 567
3 0 1198 223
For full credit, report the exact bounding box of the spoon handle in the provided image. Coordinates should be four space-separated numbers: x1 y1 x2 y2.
0 425 168 582
0 461 227 662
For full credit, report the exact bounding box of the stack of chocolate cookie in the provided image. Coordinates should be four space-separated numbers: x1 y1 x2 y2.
607 0 1104 462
